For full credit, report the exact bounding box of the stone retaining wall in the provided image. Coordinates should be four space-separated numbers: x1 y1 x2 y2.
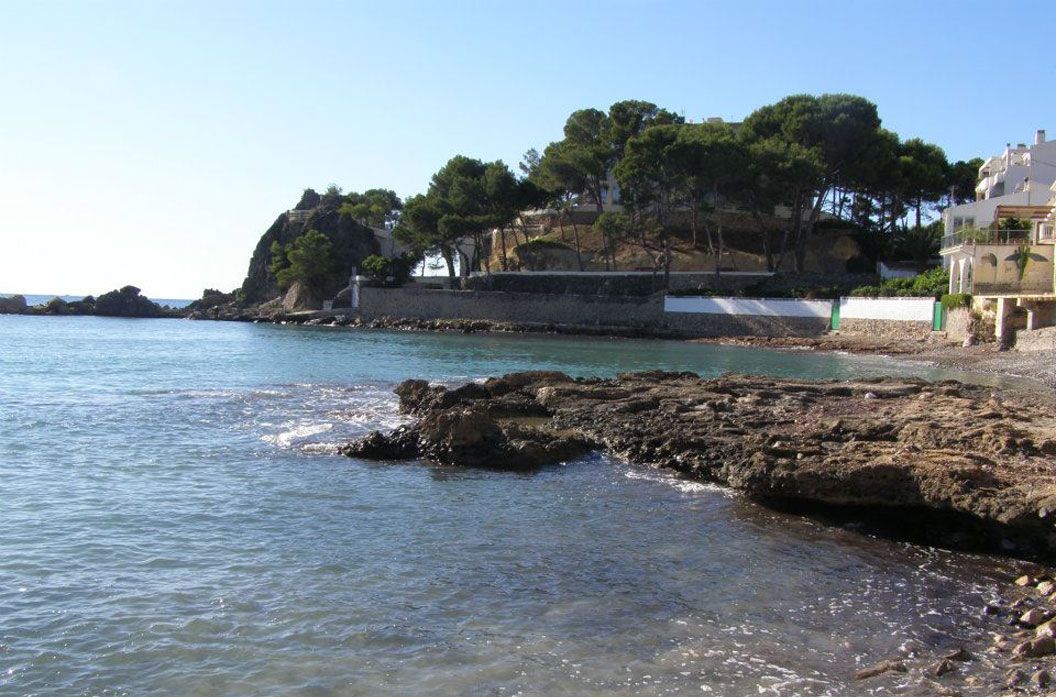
837 318 933 341
358 287 829 337
1015 326 1056 352
359 286 664 329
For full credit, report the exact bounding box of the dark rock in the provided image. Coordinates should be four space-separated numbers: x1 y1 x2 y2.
0 294 27 314
340 426 419 460
94 286 166 317
854 659 906 680
1012 636 1055 658
941 647 972 662
342 371 1056 558
1031 668 1051 688
1005 668 1027 688
927 658 954 677
240 189 377 304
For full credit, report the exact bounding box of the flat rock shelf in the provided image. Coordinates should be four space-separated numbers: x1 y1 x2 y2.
344 370 1056 560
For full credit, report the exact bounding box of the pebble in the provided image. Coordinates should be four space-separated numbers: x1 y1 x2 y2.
928 658 954 677
1012 636 1055 658
854 659 907 680
1015 575 1038 587
1039 580 1056 595
1032 668 1052 688
1019 607 1053 626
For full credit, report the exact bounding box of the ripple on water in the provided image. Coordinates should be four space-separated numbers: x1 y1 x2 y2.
0 317 1026 696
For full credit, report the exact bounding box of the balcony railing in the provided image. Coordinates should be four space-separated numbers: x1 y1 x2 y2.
941 228 1032 251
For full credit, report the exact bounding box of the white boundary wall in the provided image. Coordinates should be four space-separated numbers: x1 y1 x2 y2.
838 297 934 322
664 296 833 318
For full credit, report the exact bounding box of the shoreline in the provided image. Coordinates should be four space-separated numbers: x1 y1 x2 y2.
208 309 1056 393
342 369 1056 690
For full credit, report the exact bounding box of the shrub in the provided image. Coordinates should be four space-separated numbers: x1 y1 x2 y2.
362 254 390 279
515 238 573 253
849 266 948 298
270 229 339 291
941 293 972 310
361 254 415 285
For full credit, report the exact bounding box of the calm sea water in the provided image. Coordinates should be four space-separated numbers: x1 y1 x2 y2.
0 317 1019 696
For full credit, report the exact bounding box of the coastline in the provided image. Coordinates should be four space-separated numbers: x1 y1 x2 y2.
342 369 1056 690
189 307 1056 393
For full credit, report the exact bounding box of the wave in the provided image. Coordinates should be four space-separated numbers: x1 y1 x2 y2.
621 465 729 495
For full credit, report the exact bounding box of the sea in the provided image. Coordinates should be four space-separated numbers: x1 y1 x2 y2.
0 315 1023 696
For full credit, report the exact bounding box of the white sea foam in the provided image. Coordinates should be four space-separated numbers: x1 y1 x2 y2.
622 466 728 495
262 422 334 448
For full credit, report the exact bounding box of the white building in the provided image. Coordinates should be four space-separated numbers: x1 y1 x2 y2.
943 129 1056 236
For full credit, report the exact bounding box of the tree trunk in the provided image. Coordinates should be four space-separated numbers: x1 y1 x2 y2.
570 220 585 271
442 247 456 277
499 227 509 271
716 222 724 281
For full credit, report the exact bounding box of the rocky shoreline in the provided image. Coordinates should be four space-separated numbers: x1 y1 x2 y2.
343 371 1056 558
341 370 1056 692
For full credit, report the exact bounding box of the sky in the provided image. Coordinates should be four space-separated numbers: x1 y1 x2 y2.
1 0 1053 299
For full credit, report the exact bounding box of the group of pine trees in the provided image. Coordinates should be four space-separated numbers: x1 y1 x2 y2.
274 93 982 287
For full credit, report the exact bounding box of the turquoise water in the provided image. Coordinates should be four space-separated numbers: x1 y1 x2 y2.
0 317 1015 696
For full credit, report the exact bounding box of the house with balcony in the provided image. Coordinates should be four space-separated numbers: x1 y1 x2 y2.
942 130 1056 235
940 133 1056 340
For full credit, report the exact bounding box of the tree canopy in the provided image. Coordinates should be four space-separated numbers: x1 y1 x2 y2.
269 229 339 291
339 189 402 229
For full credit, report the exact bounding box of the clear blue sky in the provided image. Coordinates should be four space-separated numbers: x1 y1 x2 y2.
1 0 1052 298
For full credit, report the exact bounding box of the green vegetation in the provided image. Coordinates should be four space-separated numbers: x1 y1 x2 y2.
515 239 573 253
361 254 415 284
940 293 972 310
849 266 948 298
278 92 986 286
269 229 339 291
339 189 402 229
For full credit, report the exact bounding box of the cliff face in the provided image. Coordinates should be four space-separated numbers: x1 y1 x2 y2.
241 189 379 304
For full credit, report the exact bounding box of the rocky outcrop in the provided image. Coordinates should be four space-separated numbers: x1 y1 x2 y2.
0 294 27 314
282 280 321 312
240 188 378 304
94 286 167 317
344 371 1056 558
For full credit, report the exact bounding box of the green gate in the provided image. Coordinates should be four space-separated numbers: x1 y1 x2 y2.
830 299 840 330
932 300 945 331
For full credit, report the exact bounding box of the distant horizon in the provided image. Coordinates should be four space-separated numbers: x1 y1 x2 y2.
2 291 194 302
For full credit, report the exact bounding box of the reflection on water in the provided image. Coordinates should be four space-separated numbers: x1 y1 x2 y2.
0 317 1019 695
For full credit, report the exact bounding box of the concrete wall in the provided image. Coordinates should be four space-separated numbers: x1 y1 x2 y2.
359 286 664 329
839 297 934 321
971 244 1054 295
665 296 832 318
663 312 830 337
838 318 933 340
358 287 830 337
1015 325 1056 351
357 287 944 340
